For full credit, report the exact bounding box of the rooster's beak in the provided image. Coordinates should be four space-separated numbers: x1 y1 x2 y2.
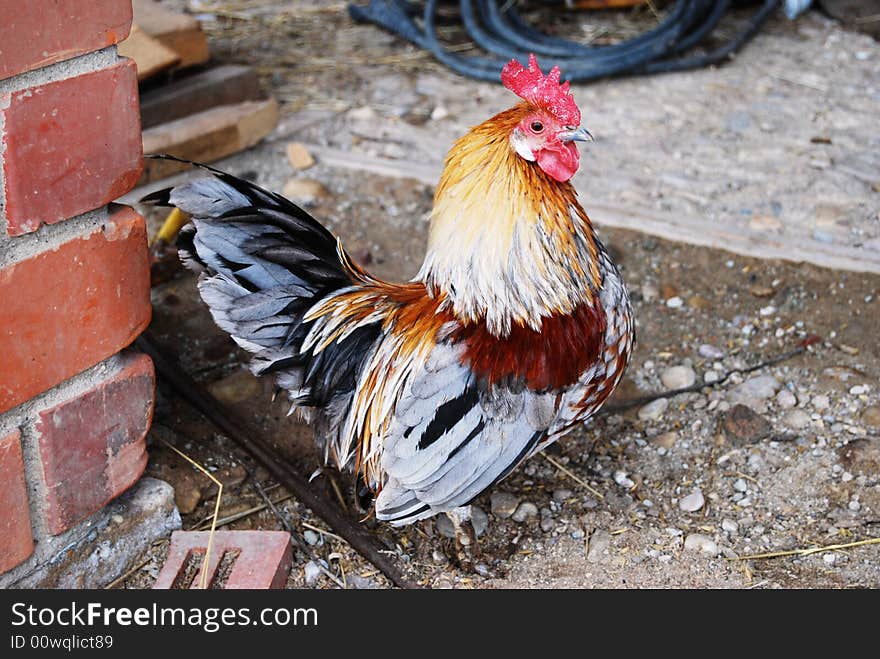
558 127 594 143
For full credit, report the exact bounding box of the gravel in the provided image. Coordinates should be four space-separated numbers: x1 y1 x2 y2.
684 533 719 556
638 398 669 421
511 502 539 523
721 519 739 534
490 492 520 518
721 404 773 444
783 409 812 430
776 389 797 409
586 529 612 564
661 365 697 390
698 344 725 359
679 489 705 512
304 561 322 586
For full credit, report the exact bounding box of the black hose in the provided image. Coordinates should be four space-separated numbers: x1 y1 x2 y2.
349 0 782 82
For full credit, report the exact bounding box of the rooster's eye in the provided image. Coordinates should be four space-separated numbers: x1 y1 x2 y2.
530 121 544 133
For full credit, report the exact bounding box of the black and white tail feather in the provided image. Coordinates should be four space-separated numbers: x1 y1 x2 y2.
141 157 380 467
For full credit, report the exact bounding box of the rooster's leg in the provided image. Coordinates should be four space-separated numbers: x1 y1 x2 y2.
447 505 480 567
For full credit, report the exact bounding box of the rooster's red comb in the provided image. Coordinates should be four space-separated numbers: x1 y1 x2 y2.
501 54 580 126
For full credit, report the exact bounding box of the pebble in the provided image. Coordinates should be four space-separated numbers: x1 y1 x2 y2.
347 106 376 120
303 561 322 586
776 389 797 409
651 431 678 449
661 365 696 390
471 506 488 537
540 517 555 533
732 375 781 401
511 501 539 523
679 488 705 512
733 478 748 492
666 296 684 309
721 518 739 534
862 405 880 428
490 491 520 518
698 344 725 359
586 529 612 563
303 530 321 546
553 488 573 502
614 471 635 489
430 105 449 121
684 533 719 556
638 397 668 421
812 395 830 411
721 404 772 444
850 384 869 395
783 409 811 430
704 370 721 384
285 142 315 170
571 528 586 540
282 178 328 205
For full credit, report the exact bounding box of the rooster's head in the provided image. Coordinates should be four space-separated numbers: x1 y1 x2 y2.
501 54 592 183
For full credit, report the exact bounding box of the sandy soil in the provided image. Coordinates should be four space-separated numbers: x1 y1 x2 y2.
122 1 879 589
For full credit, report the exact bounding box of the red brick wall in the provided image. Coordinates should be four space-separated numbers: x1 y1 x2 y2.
0 1 154 580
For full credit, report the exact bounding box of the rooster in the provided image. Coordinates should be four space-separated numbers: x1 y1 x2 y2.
144 55 634 544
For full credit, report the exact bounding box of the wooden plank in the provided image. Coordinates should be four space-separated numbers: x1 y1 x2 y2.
301 145 880 275
141 98 279 183
117 24 180 81
132 0 209 68
139 65 263 129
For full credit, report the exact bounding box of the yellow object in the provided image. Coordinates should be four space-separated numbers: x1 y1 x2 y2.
154 207 191 245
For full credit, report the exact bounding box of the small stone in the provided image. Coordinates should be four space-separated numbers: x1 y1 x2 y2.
614 471 635 489
684 533 719 556
812 395 830 411
850 384 869 395
698 344 724 359
731 375 781 401
347 106 376 121
688 294 711 310
471 506 489 538
783 409 811 430
111 514 124 525
776 389 797 409
848 499 861 512
749 285 775 298
435 515 455 539
641 281 659 301
759 305 777 316
286 142 315 170
679 488 705 512
722 518 739 534
862 406 880 428
586 529 611 563
553 488 573 502
721 404 773 444
661 365 696 390
511 501 539 523
490 491 520 518
638 397 668 421
303 530 321 546
303 561 322 586
733 478 748 492
665 296 684 309
652 431 678 449
540 517 554 533
430 105 449 121
282 178 328 205
571 528 586 540
704 370 721 384
208 369 261 405
822 553 837 565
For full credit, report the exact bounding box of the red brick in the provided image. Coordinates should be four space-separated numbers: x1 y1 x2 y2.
34 351 154 536
153 531 293 589
0 205 151 414
0 1 132 80
1 59 142 236
0 430 34 573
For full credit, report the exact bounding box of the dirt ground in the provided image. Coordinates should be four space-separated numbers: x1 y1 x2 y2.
123 1 879 589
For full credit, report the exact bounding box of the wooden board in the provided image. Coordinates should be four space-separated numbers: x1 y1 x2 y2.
301 144 880 276
117 24 180 81
141 98 280 183
132 0 209 68
139 65 263 129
